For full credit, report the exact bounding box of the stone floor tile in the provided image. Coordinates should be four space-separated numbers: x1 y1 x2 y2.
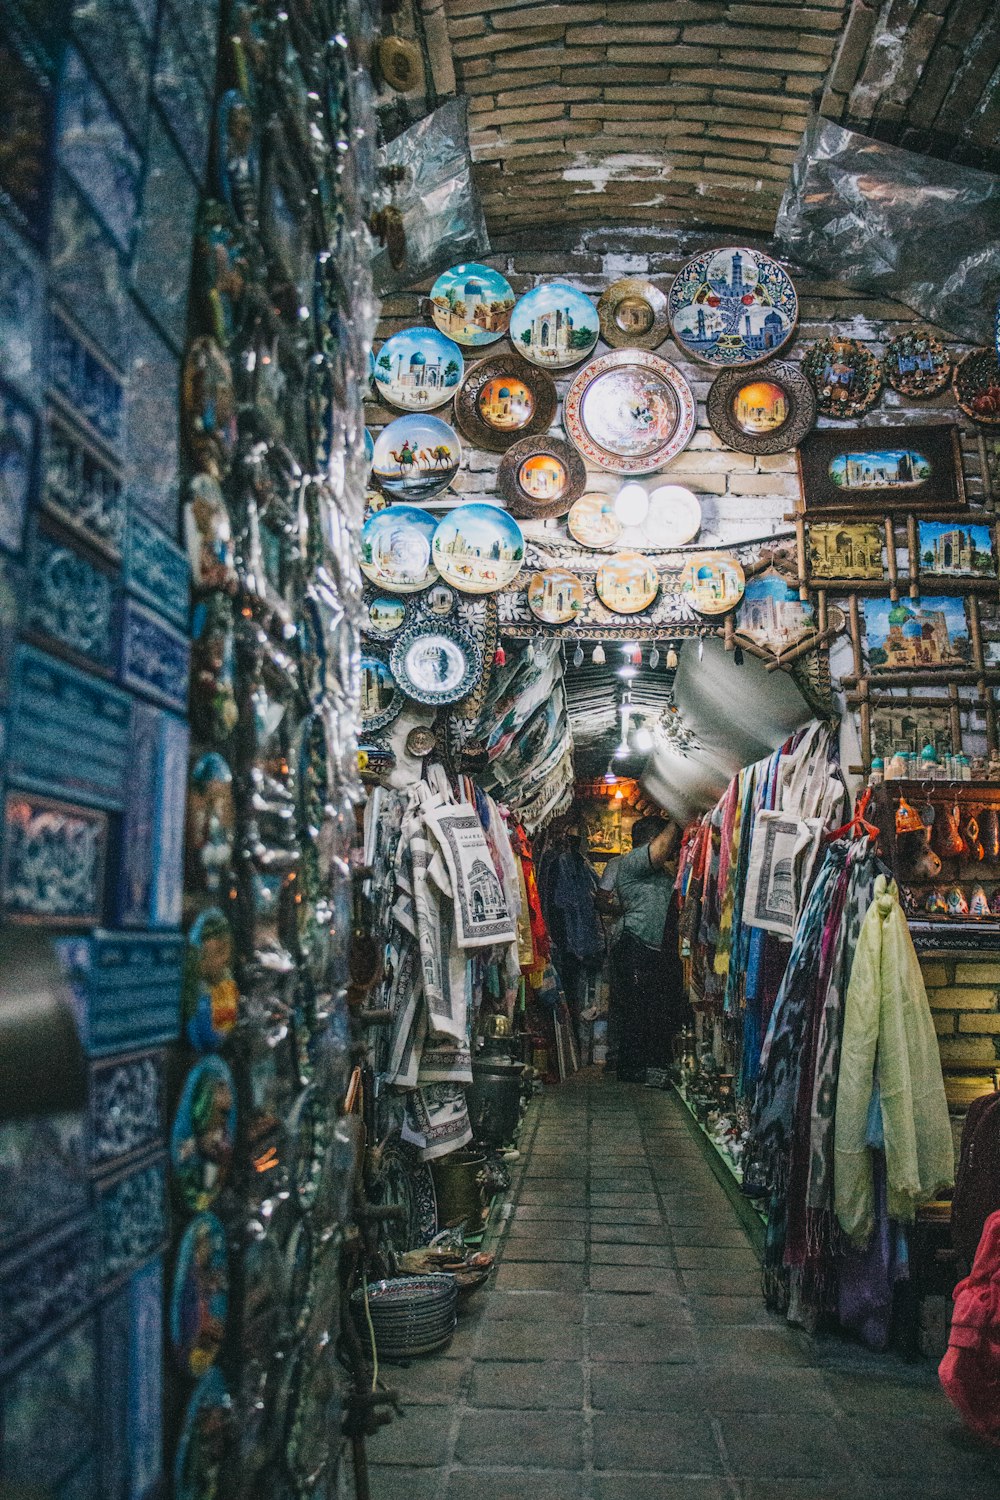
589 1264 681 1294
737 1483 871 1500
365 1467 449 1500
448 1469 583 1500
684 1295 780 1327
720 1414 859 1479
590 1242 675 1267
475 1317 585 1361
517 1188 588 1206
843 1414 1000 1483
696 1325 810 1366
592 1412 722 1473
502 1236 587 1263
511 1204 589 1223
594 1479 729 1500
495 1262 585 1293
482 1290 581 1322
456 1409 585 1470
588 1320 698 1364
590 1191 660 1208
467 1359 584 1410
674 1245 760 1272
589 1208 664 1225
590 1223 672 1245
365 1405 454 1466
821 1369 955 1421
389 1356 471 1405
680 1268 764 1297
670 1225 755 1248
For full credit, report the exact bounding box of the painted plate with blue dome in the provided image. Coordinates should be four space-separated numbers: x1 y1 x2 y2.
454 352 558 452
430 262 516 347
668 247 798 368
678 553 746 615
372 414 462 501
373 327 464 412
509 281 600 370
360 505 439 593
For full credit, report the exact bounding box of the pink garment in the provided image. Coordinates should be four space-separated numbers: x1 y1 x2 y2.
939 1208 1000 1446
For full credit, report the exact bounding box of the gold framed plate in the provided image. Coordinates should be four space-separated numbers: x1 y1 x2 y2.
679 553 745 615
706 359 816 455
597 278 669 351
526 568 585 625
953 348 1000 425
453 353 558 453
498 436 587 520
567 491 622 551
595 551 659 615
563 350 696 476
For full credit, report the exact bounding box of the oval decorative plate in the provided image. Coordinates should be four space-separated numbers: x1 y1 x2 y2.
390 621 484 705
643 484 702 548
431 503 525 594
364 592 410 640
360 504 439 593
170 1212 229 1378
430 262 516 347
953 348 1000 425
567 491 622 550
527 568 586 625
679 553 746 615
883 331 951 399
598 277 670 351
706 358 816 455
498 435 587 520
802 338 882 419
668 247 798 367
372 327 463 412
170 1056 237 1213
453 353 558 453
174 1367 233 1500
423 582 456 616
360 654 403 734
371 413 461 502
595 551 659 615
508 281 599 370
564 349 696 475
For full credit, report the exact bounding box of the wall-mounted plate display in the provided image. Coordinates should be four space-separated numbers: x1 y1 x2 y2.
423 581 456 616
597 278 670 351
372 327 463 412
802 337 882 419
389 621 483 706
953 348 1000 425
170 1056 237 1212
371 414 461 501
360 655 403 734
453 353 558 453
643 484 702 548
679 553 746 615
563 350 696 475
360 505 439 593
567 491 622 551
668 247 798 367
883 331 951 399
706 359 816 455
508 281 599 370
174 1367 233 1500
432 503 525 594
430 262 515 347
170 1212 229 1378
498 436 586 520
595 551 659 614
364 593 410 640
526 568 586 625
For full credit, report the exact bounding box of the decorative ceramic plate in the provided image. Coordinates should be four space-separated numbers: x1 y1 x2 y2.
372 327 463 412
802 338 882 419
643 484 702 547
508 281 599 370
679 553 746 614
430 262 515 347
170 1056 237 1213
174 1368 233 1500
598 278 670 351
564 349 697 475
371 414 461 501
423 582 456 616
364 592 410 640
883 331 951 398
668 247 798 367
170 1213 229 1378
368 1136 438 1254
953 348 1000 425
595 551 659 614
527 568 586 625
453 353 558 453
498 435 587 519
567 491 623 550
363 428 374 468
706 358 817 455
390 621 483 705
431 503 525 594
360 504 439 593
360 654 403 734
406 725 437 758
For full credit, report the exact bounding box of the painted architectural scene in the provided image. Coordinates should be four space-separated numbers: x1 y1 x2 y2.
478 377 534 429
808 521 884 579
367 596 406 633
830 447 931 490
509 285 598 366
865 596 970 670
361 658 396 715
432 512 525 590
431 264 515 346
918 520 994 576
527 569 584 624
736 572 815 650
672 250 792 357
871 704 953 760
519 454 567 500
733 380 788 434
596 554 658 613
360 510 437 589
374 331 462 408
581 369 679 456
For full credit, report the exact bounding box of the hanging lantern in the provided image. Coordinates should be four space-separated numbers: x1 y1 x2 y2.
525 642 535 664
592 643 605 664
665 644 678 670
698 637 704 661
648 646 660 669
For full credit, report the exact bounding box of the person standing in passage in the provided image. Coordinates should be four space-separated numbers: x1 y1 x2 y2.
604 815 684 1083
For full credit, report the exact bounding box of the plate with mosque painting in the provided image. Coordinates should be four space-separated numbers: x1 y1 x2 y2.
595 552 659 615
429 262 516 347
508 281 599 370
668 247 798 368
706 359 816 455
526 568 586 625
679 553 746 615
598 278 670 351
567 491 623 550
372 327 464 412
498 436 587 520
564 350 696 474
453 353 558 452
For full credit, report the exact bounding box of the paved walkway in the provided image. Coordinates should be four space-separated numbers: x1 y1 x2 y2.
362 1074 998 1500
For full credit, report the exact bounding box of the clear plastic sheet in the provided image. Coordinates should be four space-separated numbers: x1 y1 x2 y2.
775 116 1000 345
371 96 490 296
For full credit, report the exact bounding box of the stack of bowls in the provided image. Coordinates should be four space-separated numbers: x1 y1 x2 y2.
352 1273 458 1361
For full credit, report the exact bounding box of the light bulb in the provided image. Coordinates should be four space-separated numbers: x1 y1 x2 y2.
603 767 617 785
618 664 637 680
614 788 624 801
632 726 654 753
614 482 649 527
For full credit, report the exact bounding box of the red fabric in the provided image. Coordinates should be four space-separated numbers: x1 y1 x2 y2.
939 1208 1000 1446
512 823 550 964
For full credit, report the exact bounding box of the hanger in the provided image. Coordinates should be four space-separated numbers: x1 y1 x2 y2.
825 786 879 843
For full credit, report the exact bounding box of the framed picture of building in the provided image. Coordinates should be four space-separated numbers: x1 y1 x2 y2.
871 702 955 760
807 520 884 581
863 594 972 673
797 423 965 513
916 519 995 579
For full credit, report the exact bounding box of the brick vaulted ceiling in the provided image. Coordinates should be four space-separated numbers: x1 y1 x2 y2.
402 0 1000 238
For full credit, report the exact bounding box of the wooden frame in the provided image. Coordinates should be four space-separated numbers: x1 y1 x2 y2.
796 422 966 515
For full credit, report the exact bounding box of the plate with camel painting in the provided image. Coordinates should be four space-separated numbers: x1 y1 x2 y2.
371 415 462 501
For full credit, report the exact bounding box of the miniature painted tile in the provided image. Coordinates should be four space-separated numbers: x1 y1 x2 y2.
0 15 57 245
97 1156 168 1287
7 645 131 810
0 217 46 405
49 172 133 371
26 532 116 667
0 1113 88 1254
131 109 199 351
43 416 126 558
58 49 142 253
55 929 184 1056
71 0 152 143
124 319 180 529
0 1217 100 1373
0 383 36 553
153 4 212 180
88 1053 165 1172
124 513 190 628
127 1258 164 1497
0 1306 100 1481
50 312 125 454
1 790 109 925
120 600 190 712
116 702 188 929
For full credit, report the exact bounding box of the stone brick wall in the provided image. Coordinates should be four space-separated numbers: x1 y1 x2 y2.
922 956 1000 1138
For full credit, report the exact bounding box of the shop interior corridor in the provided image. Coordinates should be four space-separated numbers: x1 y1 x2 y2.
362 1076 998 1500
